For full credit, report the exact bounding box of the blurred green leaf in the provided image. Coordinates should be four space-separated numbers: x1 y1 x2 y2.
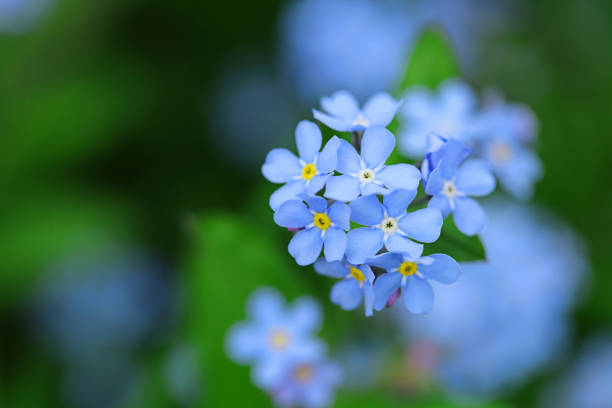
424 216 486 262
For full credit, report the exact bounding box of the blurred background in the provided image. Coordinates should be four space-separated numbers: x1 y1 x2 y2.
1 0 611 407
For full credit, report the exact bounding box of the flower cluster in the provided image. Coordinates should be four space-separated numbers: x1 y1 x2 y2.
226 288 342 408
262 91 495 316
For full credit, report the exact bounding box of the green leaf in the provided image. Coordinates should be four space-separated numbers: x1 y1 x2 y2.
424 215 487 262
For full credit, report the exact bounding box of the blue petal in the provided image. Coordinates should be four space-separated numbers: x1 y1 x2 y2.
363 92 402 127
453 197 487 236
373 272 402 311
383 188 416 218
290 296 322 334
402 276 434 314
377 163 421 191
274 200 312 228
398 208 443 243
323 227 347 262
262 149 301 183
385 234 423 258
348 194 384 226
320 90 360 121
440 79 477 113
313 109 352 132
496 148 542 199
367 252 403 272
324 175 360 202
439 139 470 180
330 279 362 310
225 322 260 364
328 202 350 230
456 159 496 196
247 287 285 322
306 174 330 195
361 126 395 168
295 120 322 163
419 254 461 284
252 355 286 389
288 228 323 266
301 194 327 213
363 284 374 317
269 180 305 211
317 136 341 173
361 264 376 284
314 259 348 278
424 165 443 195
361 182 387 196
427 194 451 218
345 228 384 265
336 140 362 174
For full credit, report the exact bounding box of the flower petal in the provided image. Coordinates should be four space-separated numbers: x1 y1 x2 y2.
427 194 451 217
361 126 395 168
377 163 421 191
363 284 374 317
456 159 496 196
424 165 443 195
306 174 330 195
317 136 342 173
295 120 322 163
419 254 461 284
336 140 362 174
262 149 301 183
383 188 417 218
313 259 348 278
269 180 305 211
225 322 261 364
328 202 350 230
361 182 388 196
330 279 362 311
373 272 402 311
290 296 322 334
247 287 285 322
398 208 443 243
402 276 434 314
324 175 361 202
367 252 403 272
348 194 384 226
345 227 384 265
439 139 471 180
320 90 360 121
301 194 327 213
453 196 487 236
363 93 402 127
385 234 423 258
288 228 323 266
274 200 312 228
323 227 347 262
313 110 353 132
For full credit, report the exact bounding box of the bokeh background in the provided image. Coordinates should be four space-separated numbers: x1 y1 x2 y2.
1 0 611 407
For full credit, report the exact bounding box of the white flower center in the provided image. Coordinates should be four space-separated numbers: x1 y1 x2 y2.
358 168 376 184
379 216 398 234
488 141 513 165
352 114 370 128
442 180 458 200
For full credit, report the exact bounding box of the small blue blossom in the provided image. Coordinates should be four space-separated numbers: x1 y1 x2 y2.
398 79 478 157
425 139 495 236
324 126 421 202
274 195 350 265
313 91 402 132
370 252 461 314
421 133 472 185
314 258 375 316
345 189 443 264
263 120 341 210
225 288 325 389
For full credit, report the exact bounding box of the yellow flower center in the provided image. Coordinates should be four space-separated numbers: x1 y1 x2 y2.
302 163 317 180
293 364 314 383
313 213 331 230
350 267 365 282
268 330 290 349
399 261 418 276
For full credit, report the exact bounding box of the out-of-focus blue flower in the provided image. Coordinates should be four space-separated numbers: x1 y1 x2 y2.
324 126 421 202
425 139 495 236
345 189 443 264
369 252 460 314
274 195 350 266
313 91 402 132
263 121 341 210
399 79 478 157
472 100 542 199
314 258 375 316
226 288 325 389
0 0 55 34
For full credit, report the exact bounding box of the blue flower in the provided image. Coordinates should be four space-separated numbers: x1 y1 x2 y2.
313 91 402 132
263 120 341 210
274 195 350 265
324 126 421 202
398 79 478 157
225 288 325 389
370 252 461 314
421 133 472 185
314 258 375 316
345 189 443 264
425 139 495 236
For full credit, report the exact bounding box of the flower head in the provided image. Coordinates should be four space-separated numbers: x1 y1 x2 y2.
345 189 443 264
324 126 421 202
313 91 402 132
263 120 341 210
314 258 375 316
274 195 350 265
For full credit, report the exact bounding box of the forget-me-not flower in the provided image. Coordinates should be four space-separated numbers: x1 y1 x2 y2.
399 79 478 157
345 189 443 264
313 91 402 132
369 252 461 314
274 195 350 265
421 133 472 185
225 288 325 389
263 120 341 210
324 126 421 202
314 258 375 316
425 139 495 236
